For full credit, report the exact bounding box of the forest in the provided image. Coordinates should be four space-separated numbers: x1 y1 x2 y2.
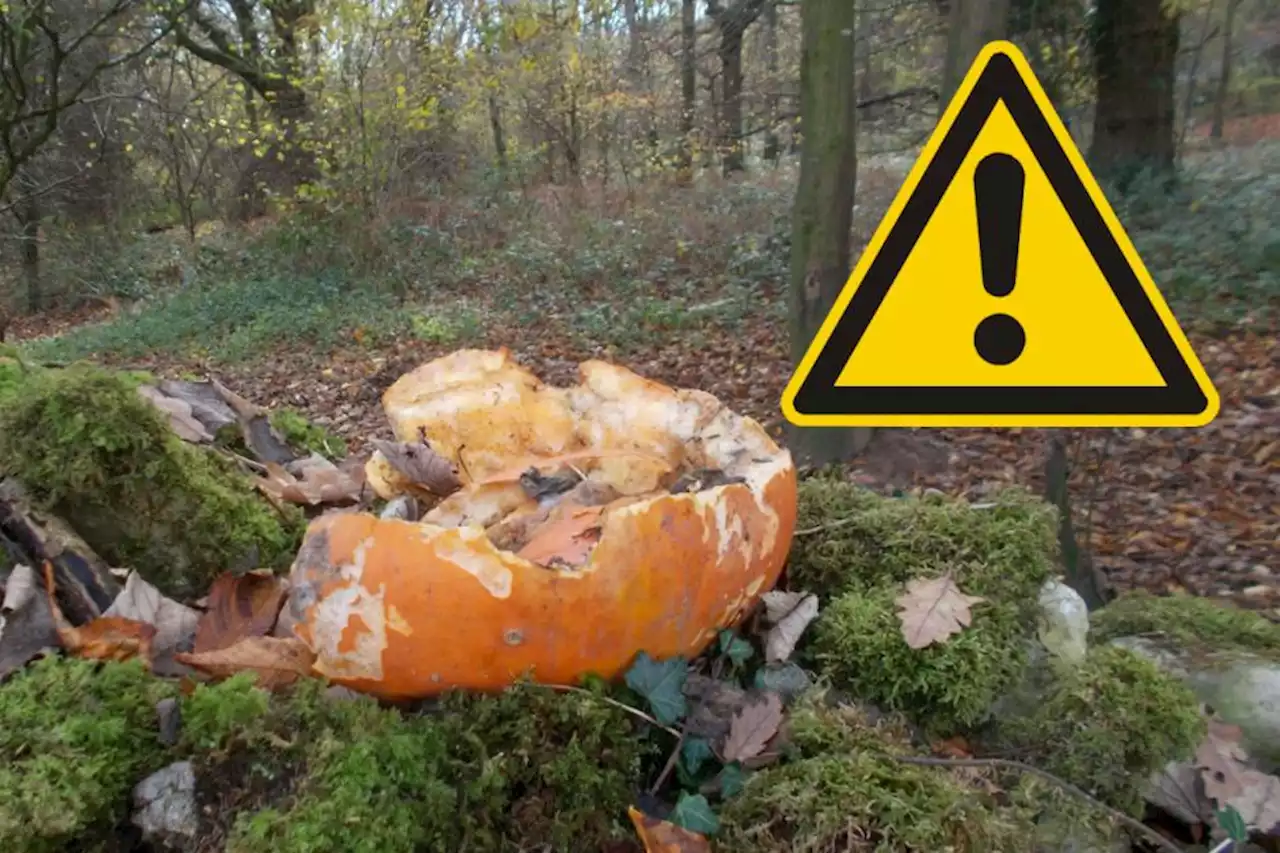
0 0 1277 851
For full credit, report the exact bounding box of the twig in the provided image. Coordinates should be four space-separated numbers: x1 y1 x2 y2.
891 755 1185 853
649 727 687 796
539 683 681 737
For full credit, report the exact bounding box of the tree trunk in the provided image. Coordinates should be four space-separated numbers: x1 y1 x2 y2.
489 94 508 175
940 0 1011 111
762 0 780 164
719 29 747 174
678 0 697 184
788 0 862 467
1088 0 1181 189
1210 0 1241 139
15 169 41 313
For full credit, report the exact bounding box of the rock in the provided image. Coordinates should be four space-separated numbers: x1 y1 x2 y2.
1037 579 1089 665
132 761 198 848
1110 636 1280 772
155 698 182 747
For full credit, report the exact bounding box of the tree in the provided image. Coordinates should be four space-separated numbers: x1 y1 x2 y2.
706 0 766 175
0 0 180 311
787 0 863 467
939 0 1011 110
170 0 321 218
1088 0 1181 188
1210 0 1242 139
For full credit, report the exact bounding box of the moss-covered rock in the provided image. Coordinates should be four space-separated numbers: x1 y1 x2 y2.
998 644 1205 816
0 657 176 852
718 694 1037 852
1091 590 1280 659
0 366 306 598
792 478 1059 734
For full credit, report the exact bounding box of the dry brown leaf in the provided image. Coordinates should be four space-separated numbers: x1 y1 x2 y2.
894 574 986 649
759 590 819 663
42 562 155 665
255 457 363 506
175 635 315 690
193 571 287 654
103 571 199 667
136 385 214 443
1147 761 1214 827
0 564 60 679
627 806 711 853
1194 717 1280 831
516 503 605 567
722 690 784 763
370 437 462 496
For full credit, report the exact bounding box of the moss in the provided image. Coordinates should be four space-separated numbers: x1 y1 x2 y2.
0 355 30 405
0 657 175 852
1091 590 1280 659
718 696 1036 852
794 479 1060 734
432 681 663 850
789 476 1059 602
268 408 348 460
0 367 306 598
999 644 1206 816
194 677 660 853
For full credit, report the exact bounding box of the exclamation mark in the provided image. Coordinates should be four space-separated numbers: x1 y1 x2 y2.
973 153 1027 366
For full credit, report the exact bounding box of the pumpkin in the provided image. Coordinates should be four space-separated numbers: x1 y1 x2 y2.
285 348 797 699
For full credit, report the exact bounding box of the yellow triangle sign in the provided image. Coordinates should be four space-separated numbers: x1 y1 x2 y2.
781 41 1219 429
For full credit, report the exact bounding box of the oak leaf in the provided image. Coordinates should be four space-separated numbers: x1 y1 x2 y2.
627 806 711 853
1194 718 1280 832
175 635 315 691
104 571 199 669
254 457 362 506
894 574 986 649
722 690 784 763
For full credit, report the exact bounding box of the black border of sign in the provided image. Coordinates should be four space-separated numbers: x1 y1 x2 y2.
790 51 1209 418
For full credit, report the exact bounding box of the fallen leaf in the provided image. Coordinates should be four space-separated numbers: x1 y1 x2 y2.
136 385 214 443
1147 760 1213 826
932 736 973 759
42 562 155 665
682 672 748 742
516 503 605 567
758 590 819 663
627 805 711 853
254 457 363 506
210 378 294 465
369 437 462 497
193 571 287 654
0 564 60 679
1194 717 1280 831
104 571 199 670
722 690 784 763
894 574 986 649
175 635 315 690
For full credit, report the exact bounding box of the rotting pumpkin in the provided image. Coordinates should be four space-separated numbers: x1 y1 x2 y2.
285 348 798 699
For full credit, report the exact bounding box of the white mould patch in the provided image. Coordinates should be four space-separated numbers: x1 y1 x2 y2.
431 530 515 598
309 581 388 681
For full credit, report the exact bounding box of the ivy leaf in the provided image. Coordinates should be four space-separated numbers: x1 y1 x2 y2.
1215 805 1249 842
718 629 754 666
718 762 748 798
753 661 813 700
625 652 689 725
671 792 720 835
681 736 715 775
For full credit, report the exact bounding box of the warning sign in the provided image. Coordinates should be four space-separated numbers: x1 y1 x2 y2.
781 41 1219 429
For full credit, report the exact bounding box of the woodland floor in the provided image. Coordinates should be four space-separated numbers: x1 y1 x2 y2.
7 120 1279 619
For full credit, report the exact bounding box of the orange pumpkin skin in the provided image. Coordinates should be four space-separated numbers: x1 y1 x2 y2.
285 350 798 699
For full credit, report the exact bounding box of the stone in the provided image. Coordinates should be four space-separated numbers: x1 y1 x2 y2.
1110 636 1280 772
1037 579 1089 665
132 761 198 847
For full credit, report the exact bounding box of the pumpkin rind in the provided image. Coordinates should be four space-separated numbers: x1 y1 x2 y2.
285 349 798 699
